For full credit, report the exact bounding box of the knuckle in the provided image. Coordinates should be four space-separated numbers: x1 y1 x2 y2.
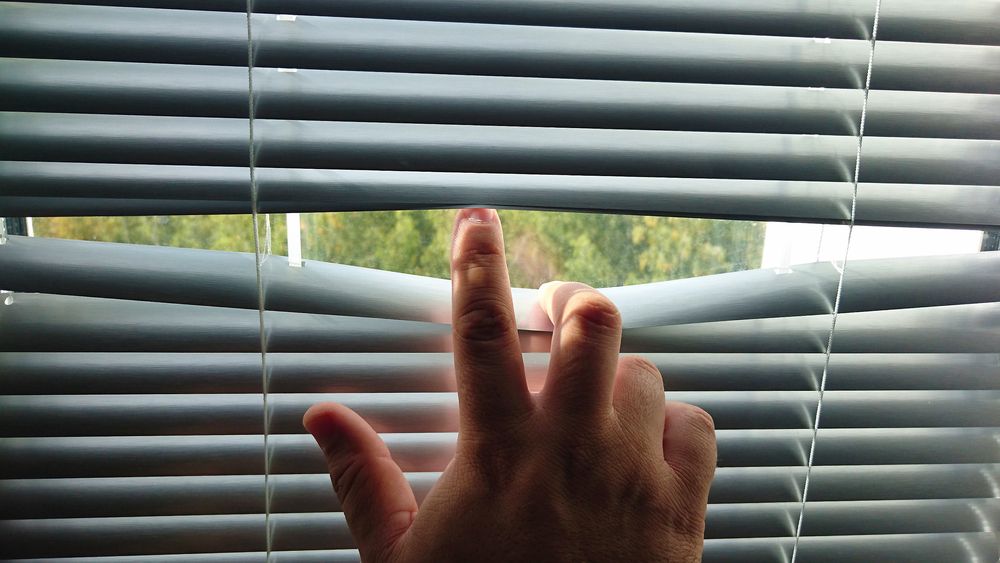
330 454 367 503
454 298 516 343
558 442 601 482
685 406 716 437
622 355 659 375
453 244 504 274
622 356 664 391
670 406 718 488
671 452 715 492
457 433 527 489
565 292 621 334
548 430 614 484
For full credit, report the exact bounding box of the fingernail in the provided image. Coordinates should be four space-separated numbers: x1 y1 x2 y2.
459 208 494 224
303 409 338 440
303 414 340 455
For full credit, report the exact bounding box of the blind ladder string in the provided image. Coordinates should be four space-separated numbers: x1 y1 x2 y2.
245 1 275 559
790 1 882 560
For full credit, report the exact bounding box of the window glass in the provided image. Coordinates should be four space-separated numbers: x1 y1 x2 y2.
296 210 765 287
32 214 285 254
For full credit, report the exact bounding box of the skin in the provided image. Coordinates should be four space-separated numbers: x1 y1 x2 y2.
303 208 717 562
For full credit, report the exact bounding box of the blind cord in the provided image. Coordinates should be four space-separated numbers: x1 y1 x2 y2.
790 1 882 560
245 1 275 560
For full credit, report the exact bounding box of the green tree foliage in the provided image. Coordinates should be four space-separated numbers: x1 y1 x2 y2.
34 210 763 287
34 214 288 255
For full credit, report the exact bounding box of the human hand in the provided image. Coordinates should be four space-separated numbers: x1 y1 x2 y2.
304 208 717 562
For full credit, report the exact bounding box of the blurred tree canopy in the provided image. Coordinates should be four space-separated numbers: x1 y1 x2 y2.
33 214 285 255
34 210 763 287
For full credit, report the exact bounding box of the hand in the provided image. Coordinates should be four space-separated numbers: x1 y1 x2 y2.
304 208 717 562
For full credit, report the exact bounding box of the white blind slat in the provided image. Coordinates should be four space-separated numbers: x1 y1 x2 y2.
3 465 996 518
4 429 999 479
3 500 998 557
3 352 997 393
3 391 998 436
4 59 998 140
4 3 998 92
4 113 998 184
3 293 998 354
7 0 1000 45
3 166 1000 229
2 236 998 330
6 532 1000 563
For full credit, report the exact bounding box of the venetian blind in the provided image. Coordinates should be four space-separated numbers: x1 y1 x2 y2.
1 1 998 561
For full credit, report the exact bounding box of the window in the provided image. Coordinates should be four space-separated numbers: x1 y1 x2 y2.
1 1 998 561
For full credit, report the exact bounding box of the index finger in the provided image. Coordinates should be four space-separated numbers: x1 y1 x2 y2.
451 208 532 436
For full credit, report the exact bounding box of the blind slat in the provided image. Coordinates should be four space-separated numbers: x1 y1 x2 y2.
0 293 458 354
5 162 999 228
2 237 998 329
8 0 1000 45
6 533 1000 563
4 59 998 140
3 391 998 436
0 195 252 216
621 303 1000 354
3 352 996 394
4 113 999 184
5 428 998 478
3 3 997 92
2 293 996 354
6 550 363 563
4 465 997 519
3 500 998 557
9 0 1000 46
702 533 1000 563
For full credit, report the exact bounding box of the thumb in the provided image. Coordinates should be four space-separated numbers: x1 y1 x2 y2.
304 402 417 560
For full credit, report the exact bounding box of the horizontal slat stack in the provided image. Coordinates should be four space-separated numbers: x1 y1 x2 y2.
1 0 998 561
